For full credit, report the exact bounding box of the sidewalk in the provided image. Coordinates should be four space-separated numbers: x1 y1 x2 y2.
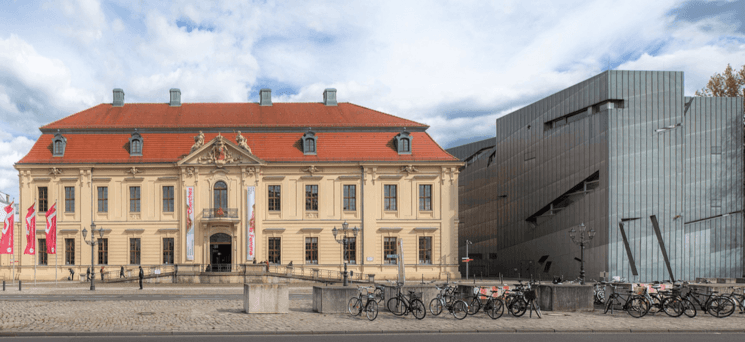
1 283 744 335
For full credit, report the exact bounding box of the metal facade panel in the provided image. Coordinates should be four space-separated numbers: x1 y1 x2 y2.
456 70 742 281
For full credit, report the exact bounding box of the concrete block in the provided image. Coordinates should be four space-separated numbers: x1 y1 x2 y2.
243 283 289 314
536 284 593 311
312 286 358 313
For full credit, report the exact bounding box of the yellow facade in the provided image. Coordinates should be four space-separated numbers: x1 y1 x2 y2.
3 136 461 281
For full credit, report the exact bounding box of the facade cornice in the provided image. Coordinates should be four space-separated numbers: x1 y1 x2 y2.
40 126 429 135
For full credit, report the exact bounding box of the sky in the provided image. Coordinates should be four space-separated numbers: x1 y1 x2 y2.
0 0 744 203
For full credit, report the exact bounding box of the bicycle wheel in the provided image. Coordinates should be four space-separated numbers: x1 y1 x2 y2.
708 297 736 318
348 297 361 316
661 297 684 317
365 300 379 321
451 300 468 320
626 296 649 318
387 297 406 316
429 298 444 316
468 296 482 315
485 298 505 319
411 299 426 320
682 298 697 318
647 295 662 314
595 289 605 305
509 297 527 317
604 295 618 314
374 288 385 304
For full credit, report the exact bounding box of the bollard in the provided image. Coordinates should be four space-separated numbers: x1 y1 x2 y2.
3 280 5 291
19 280 22 291
499 273 503 285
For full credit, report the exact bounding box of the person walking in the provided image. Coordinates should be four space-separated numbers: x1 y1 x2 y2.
86 267 90 281
138 266 144 290
100 266 105 281
120 266 125 278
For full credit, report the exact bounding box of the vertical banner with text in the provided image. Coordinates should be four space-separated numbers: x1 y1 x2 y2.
247 186 255 261
186 186 195 261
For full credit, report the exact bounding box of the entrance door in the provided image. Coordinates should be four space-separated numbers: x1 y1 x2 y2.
209 233 232 272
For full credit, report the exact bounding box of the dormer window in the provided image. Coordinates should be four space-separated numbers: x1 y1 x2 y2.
394 131 413 155
129 132 143 157
302 131 317 155
52 133 66 157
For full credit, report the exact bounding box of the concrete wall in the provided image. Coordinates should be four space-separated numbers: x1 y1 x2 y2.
244 283 289 314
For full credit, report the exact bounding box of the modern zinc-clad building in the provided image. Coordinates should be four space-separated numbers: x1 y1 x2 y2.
451 70 743 282
5 88 463 281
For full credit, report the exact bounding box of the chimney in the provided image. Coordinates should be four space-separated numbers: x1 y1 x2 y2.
259 88 272 106
113 88 125 107
169 88 181 107
323 88 337 106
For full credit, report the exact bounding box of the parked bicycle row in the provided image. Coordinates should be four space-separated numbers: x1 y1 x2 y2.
594 280 745 318
348 280 543 321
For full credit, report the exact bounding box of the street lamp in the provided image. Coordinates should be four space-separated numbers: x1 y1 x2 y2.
82 223 105 291
569 223 595 285
332 221 359 286
465 240 473 279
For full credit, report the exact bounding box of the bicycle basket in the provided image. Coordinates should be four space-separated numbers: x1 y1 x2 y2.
525 289 537 301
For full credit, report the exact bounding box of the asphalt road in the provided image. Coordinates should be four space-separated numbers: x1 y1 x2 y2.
0 333 742 342
0 294 311 301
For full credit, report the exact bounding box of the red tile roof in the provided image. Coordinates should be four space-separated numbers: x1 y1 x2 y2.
17 132 458 164
41 103 427 130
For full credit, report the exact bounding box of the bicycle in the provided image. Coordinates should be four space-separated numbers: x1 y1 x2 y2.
372 283 386 304
680 286 736 318
348 286 378 321
386 282 426 320
603 283 650 318
429 282 469 320
505 280 541 318
480 287 505 319
592 280 606 305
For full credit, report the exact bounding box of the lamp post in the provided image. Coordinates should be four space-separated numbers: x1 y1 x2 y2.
569 223 595 285
332 221 358 286
465 240 473 279
82 223 105 291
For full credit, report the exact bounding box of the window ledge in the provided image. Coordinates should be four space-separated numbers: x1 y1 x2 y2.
379 227 402 232
413 227 438 231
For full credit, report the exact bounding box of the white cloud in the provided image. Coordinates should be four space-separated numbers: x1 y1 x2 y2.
0 0 744 199
0 135 35 201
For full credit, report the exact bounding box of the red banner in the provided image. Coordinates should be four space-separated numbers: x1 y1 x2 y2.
24 203 36 255
45 203 56 254
0 203 14 254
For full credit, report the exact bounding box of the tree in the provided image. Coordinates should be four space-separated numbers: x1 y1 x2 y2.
695 63 745 98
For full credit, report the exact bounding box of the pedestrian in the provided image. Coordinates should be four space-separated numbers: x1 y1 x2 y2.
138 265 144 290
68 268 75 281
120 266 125 278
86 267 90 281
100 266 105 281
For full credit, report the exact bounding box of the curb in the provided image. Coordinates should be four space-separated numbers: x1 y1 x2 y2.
1 329 745 337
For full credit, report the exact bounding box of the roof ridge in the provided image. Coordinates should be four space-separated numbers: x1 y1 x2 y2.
344 103 428 127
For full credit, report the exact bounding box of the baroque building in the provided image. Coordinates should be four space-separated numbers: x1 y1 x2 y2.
5 88 462 281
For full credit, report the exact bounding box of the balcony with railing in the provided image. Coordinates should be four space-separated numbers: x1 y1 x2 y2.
202 208 239 222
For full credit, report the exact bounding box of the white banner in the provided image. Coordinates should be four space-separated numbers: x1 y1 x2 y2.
247 186 255 261
397 238 405 283
186 186 195 261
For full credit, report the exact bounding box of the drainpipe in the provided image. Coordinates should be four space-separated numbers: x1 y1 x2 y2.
360 165 365 266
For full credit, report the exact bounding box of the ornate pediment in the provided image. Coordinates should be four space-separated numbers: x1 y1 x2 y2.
178 133 265 168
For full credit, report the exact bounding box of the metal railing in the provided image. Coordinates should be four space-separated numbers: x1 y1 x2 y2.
202 208 238 218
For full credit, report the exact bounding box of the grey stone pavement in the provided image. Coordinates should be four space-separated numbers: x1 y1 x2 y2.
1 282 745 336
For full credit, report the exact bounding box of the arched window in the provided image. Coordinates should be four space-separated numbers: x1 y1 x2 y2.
131 139 142 154
214 181 228 211
302 131 317 155
401 138 410 152
394 131 412 155
52 133 66 157
54 140 64 155
129 132 143 156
